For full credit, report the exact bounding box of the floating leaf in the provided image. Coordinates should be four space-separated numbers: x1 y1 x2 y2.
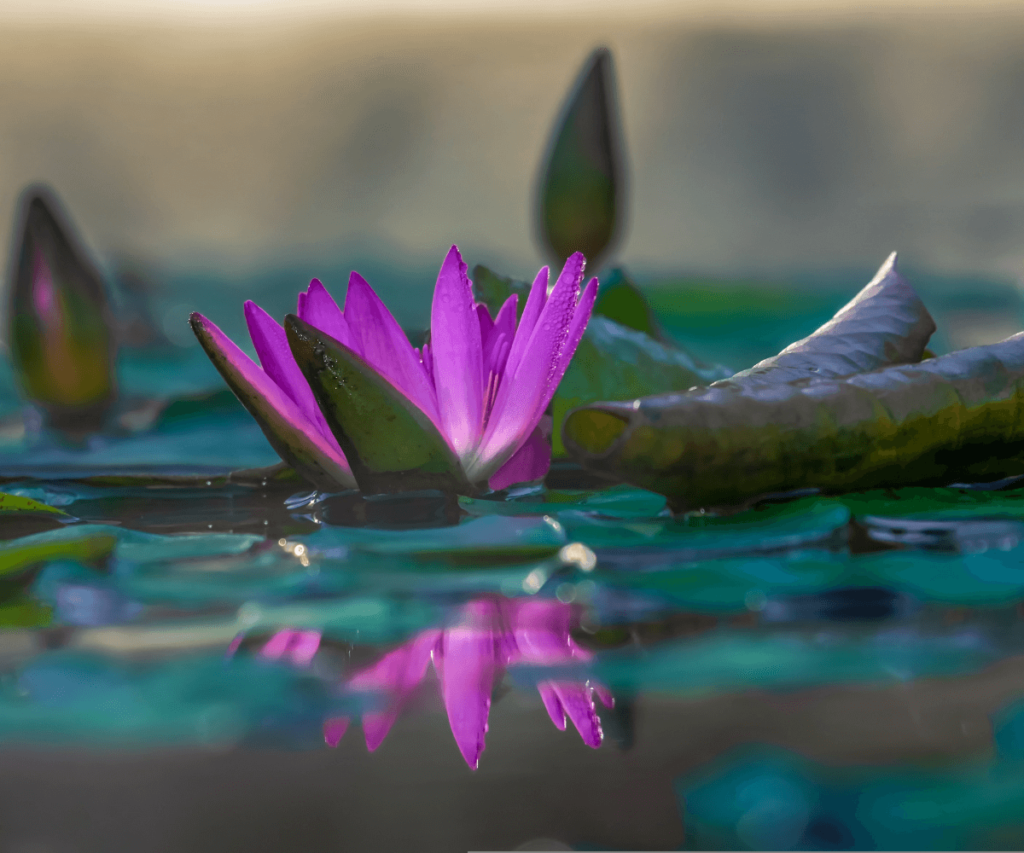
561 498 850 563
718 252 935 387
565 332 1024 511
308 514 567 564
0 526 116 580
552 315 731 456
7 186 117 432
537 47 624 268
563 255 946 507
285 315 469 494
460 483 666 519
0 492 66 517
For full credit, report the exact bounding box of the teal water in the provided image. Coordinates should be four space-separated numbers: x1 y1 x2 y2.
0 268 1023 852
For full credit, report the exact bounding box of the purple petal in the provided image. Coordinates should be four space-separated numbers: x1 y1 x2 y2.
245 300 337 441
538 275 599 415
501 266 549 381
436 599 499 770
258 629 321 666
324 717 350 747
344 272 441 426
190 312 355 488
421 342 434 384
476 303 495 341
549 682 603 747
484 295 518 377
349 629 442 752
487 426 551 491
297 279 354 349
538 683 567 730
474 253 585 475
594 684 615 708
430 246 485 458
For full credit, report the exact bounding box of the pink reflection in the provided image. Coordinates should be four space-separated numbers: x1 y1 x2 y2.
259 597 611 770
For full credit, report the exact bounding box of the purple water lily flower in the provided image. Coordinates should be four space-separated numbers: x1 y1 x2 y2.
190 246 597 492
314 596 612 770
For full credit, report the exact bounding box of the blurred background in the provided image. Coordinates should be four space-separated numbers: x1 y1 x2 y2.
3 0 1024 290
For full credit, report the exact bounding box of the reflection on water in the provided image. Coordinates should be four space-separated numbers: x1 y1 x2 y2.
256 596 611 769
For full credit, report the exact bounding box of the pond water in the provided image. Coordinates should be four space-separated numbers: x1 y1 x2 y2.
1 268 1023 852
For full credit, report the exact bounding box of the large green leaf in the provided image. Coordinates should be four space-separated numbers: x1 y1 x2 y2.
564 332 1024 511
285 314 469 494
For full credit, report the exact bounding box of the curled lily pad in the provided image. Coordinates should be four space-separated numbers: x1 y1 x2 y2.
285 315 469 495
719 252 936 387
537 47 624 268
565 332 1024 511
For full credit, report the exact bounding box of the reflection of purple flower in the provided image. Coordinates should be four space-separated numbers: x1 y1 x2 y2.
321 597 612 770
190 246 597 491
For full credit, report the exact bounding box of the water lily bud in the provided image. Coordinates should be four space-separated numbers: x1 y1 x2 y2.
537 47 626 270
6 185 117 432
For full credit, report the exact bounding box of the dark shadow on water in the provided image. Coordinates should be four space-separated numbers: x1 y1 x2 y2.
313 490 462 530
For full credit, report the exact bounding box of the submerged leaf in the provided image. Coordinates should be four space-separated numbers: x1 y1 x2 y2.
565 332 1024 511
7 185 117 432
285 315 469 495
537 47 625 268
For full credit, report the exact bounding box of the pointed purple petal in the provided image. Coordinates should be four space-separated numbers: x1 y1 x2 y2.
502 266 548 381
348 629 441 752
538 682 567 730
474 253 585 476
324 717 349 747
421 342 434 385
190 312 355 488
258 629 321 666
298 279 354 350
484 295 518 377
551 682 603 747
245 301 336 440
476 303 495 341
344 272 441 425
487 425 551 491
430 246 485 457
594 684 615 708
539 275 598 415
438 599 499 770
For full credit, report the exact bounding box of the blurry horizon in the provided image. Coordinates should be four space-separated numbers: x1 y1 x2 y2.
2 2 1024 286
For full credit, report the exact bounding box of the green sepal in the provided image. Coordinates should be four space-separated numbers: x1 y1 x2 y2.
284 314 471 495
